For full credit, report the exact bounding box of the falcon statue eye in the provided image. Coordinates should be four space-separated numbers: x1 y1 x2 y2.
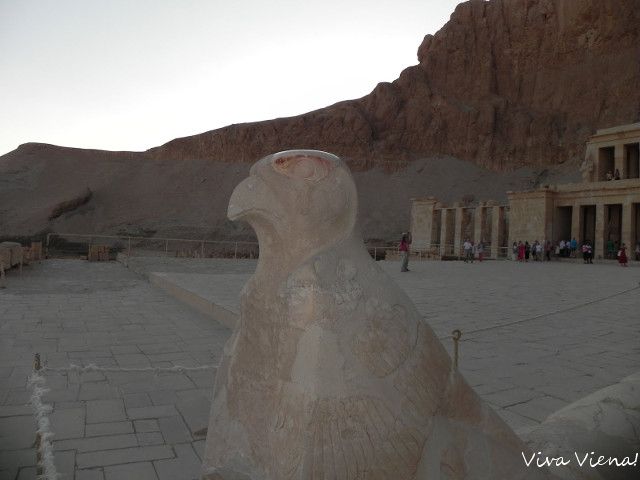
272 153 334 183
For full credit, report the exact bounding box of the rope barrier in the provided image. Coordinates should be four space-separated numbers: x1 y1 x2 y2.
462 282 640 337
28 353 59 480
26 355 218 478
41 363 217 374
437 283 640 370
437 282 640 341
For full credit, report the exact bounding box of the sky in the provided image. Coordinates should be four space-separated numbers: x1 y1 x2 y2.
0 0 461 156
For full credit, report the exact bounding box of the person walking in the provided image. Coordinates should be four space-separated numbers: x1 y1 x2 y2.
512 242 518 261
524 241 531 262
635 242 640 261
606 239 615 259
582 241 593 264
535 240 543 261
570 237 577 257
476 240 484 262
544 240 551 261
399 232 412 272
618 243 628 267
463 238 473 263
517 241 525 262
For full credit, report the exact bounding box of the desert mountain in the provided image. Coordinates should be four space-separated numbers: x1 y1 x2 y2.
1 0 639 241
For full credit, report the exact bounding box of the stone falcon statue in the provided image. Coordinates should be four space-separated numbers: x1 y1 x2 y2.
202 150 550 480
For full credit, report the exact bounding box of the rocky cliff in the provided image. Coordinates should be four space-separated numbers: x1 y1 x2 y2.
1 0 638 239
149 0 640 171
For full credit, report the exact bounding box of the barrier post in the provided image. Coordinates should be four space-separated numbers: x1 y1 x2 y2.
33 353 43 477
452 330 462 370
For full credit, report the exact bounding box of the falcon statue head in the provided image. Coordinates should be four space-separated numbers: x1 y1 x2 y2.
228 150 358 264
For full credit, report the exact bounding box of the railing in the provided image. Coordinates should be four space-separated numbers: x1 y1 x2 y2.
45 233 399 261
410 244 512 260
46 233 260 260
45 234 514 261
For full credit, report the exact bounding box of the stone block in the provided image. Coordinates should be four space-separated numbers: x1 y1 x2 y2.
134 419 160 433
86 399 126 424
126 405 178 420
158 416 192 444
86 421 134 437
154 443 201 480
50 407 85 440
77 446 174 469
55 433 138 452
136 432 164 446
104 461 158 480
76 468 105 480
53 450 75 480
0 416 36 449
123 392 152 409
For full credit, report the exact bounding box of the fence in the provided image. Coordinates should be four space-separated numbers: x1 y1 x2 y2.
411 244 512 260
46 233 260 260
45 234 513 262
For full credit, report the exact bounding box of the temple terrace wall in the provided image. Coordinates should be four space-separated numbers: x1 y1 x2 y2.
411 123 640 259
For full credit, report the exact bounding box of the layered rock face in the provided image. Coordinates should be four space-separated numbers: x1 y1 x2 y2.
149 0 640 171
1 0 638 239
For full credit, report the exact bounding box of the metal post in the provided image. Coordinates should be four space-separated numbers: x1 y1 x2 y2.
452 329 462 370
33 353 43 476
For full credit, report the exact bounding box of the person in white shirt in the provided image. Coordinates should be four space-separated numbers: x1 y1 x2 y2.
463 239 473 263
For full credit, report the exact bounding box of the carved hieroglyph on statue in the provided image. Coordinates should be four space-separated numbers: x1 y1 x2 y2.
202 150 550 480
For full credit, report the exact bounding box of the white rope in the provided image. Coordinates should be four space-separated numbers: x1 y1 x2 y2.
437 283 640 341
26 361 216 478
41 363 217 374
27 372 59 480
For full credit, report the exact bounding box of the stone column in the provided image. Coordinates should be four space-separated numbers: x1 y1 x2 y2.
621 202 634 252
595 203 606 258
410 198 438 251
474 206 484 243
439 209 449 257
491 206 504 259
571 204 582 244
614 144 625 178
453 206 464 258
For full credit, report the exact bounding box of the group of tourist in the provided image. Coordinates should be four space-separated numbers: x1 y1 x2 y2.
399 230 638 271
511 239 639 266
605 169 622 181
462 239 485 263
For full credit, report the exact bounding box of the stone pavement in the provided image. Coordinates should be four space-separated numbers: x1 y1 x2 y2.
1 260 230 480
1 257 639 479
131 257 640 432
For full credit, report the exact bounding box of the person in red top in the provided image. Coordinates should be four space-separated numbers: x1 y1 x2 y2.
517 241 525 262
400 232 412 272
618 243 628 267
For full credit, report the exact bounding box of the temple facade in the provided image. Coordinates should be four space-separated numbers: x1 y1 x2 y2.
410 123 640 259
